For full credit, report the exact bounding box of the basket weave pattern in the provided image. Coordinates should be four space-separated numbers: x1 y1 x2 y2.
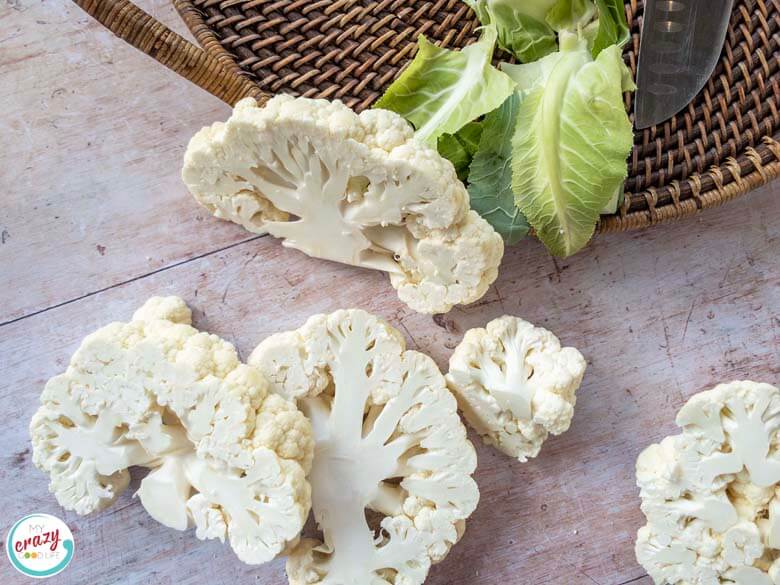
176 0 481 110
75 0 780 232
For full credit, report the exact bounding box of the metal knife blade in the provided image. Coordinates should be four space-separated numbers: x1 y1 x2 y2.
635 0 734 129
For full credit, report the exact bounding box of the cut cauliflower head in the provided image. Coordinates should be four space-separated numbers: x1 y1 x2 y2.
635 381 780 585
445 316 586 462
249 309 480 585
30 297 313 565
182 95 504 314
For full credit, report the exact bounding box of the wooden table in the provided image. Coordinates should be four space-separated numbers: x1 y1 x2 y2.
1 2 778 584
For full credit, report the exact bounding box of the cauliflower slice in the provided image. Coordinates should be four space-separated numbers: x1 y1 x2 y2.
445 316 586 462
30 297 313 565
249 309 480 584
182 95 504 314
635 381 780 585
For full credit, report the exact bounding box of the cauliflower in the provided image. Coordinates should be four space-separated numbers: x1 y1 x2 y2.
445 316 586 462
635 381 780 585
30 297 314 565
249 309 480 584
182 95 504 314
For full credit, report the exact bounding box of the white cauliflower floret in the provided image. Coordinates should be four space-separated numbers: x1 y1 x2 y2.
249 309 480 585
445 316 586 462
635 381 780 585
30 296 313 565
182 95 504 314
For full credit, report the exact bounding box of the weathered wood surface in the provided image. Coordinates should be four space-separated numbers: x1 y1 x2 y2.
0 0 238 324
1 2 778 585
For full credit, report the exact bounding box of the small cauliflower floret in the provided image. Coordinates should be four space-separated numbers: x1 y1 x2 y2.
635 381 780 585
30 296 314 566
445 316 586 462
249 309 480 585
182 95 504 314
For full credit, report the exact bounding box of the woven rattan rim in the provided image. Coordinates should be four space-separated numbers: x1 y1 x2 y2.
73 0 780 233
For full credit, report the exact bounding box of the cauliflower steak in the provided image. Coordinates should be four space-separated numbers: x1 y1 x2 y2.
30 297 313 565
636 381 780 584
182 96 504 314
250 309 480 584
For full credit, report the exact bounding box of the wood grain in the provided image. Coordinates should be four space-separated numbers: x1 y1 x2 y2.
1 186 778 585
0 0 240 324
1 2 778 584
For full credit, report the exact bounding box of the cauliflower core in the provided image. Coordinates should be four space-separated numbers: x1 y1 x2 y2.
249 309 480 584
182 95 504 314
30 297 313 565
636 381 780 584
446 316 586 462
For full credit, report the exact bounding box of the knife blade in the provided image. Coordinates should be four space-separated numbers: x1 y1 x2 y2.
635 0 734 129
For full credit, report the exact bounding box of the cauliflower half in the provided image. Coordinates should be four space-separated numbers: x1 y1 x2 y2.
446 316 586 462
182 95 504 314
636 381 780 585
30 297 313 565
249 309 480 585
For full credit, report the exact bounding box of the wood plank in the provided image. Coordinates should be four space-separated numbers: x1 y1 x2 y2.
1 183 777 585
0 0 245 324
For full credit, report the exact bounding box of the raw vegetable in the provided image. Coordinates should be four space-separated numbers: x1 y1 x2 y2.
374 25 515 146
545 0 595 33
507 33 634 256
376 0 633 256
446 316 586 462
465 0 559 62
467 93 529 245
250 309 480 585
546 0 629 56
438 121 484 181
182 95 504 315
590 0 630 58
636 381 780 584
465 0 629 61
30 297 314 565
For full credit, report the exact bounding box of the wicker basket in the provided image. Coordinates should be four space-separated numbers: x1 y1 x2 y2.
74 0 779 233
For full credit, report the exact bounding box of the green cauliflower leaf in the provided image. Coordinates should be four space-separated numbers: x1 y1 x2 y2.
509 34 634 256
468 94 529 245
375 25 516 146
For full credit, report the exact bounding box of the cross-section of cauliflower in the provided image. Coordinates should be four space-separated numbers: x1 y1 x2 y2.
636 381 780 585
249 309 480 584
182 95 504 314
30 297 313 565
445 316 586 462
